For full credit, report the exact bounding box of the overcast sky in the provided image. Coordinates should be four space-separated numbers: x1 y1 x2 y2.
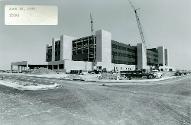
0 0 191 70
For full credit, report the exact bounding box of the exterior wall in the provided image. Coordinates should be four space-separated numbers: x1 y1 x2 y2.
159 66 174 71
72 35 96 62
46 45 52 62
96 30 112 63
146 48 158 66
63 35 75 61
157 46 165 66
47 35 75 70
113 64 136 72
137 43 147 70
46 44 48 61
60 35 63 60
95 30 112 71
48 60 92 72
48 60 65 70
96 62 136 72
96 31 102 62
11 61 28 72
96 62 114 71
51 38 55 61
54 35 75 61
55 40 61 61
165 49 168 66
48 60 136 72
111 40 137 65
64 60 92 73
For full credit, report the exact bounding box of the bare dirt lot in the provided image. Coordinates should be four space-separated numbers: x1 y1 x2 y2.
0 74 191 125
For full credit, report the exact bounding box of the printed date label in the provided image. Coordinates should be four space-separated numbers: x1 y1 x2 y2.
5 5 58 25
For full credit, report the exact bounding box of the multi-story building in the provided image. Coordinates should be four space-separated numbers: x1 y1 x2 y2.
147 48 159 66
146 47 169 67
72 35 96 62
111 40 137 65
46 29 169 72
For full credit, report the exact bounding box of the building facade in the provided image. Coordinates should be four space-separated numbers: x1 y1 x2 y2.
111 40 137 65
146 47 168 67
147 48 158 66
46 29 169 72
72 35 96 62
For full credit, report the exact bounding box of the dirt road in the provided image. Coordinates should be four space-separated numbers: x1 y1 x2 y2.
0 74 190 125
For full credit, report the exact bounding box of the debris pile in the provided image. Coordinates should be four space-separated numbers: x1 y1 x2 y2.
98 73 117 80
30 68 56 75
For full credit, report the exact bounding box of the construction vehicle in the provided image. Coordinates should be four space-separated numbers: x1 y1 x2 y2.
120 70 161 79
128 0 147 48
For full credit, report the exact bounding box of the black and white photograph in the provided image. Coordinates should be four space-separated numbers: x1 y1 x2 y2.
0 0 191 125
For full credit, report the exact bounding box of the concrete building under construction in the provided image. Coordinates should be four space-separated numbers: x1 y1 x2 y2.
45 29 169 73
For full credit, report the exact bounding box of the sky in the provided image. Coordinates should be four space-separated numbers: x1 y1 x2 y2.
0 0 191 70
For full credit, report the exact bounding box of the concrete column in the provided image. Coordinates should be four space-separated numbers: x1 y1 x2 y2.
60 35 64 60
95 30 113 71
96 30 111 60
157 46 165 66
46 44 49 62
57 65 59 70
21 66 23 72
62 35 75 61
52 38 55 61
137 43 147 70
18 66 20 73
26 63 28 70
11 65 13 72
165 49 168 66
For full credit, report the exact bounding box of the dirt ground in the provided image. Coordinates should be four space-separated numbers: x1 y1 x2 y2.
0 74 190 125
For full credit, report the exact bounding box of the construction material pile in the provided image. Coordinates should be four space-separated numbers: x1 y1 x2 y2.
0 77 59 91
30 68 56 75
98 73 117 80
161 71 175 77
64 74 84 81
